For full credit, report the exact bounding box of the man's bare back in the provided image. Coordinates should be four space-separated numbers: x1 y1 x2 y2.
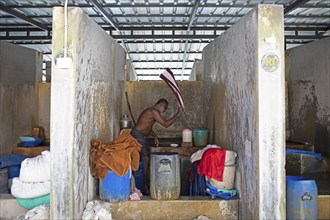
134 107 157 136
134 99 183 145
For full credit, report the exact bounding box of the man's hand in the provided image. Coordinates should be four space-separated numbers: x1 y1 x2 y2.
154 136 159 147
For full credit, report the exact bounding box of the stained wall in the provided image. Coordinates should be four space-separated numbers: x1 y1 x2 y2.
286 37 330 160
0 41 42 156
51 7 126 219
202 5 285 219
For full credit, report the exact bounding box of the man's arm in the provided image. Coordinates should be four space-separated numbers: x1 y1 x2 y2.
149 130 159 147
152 107 183 128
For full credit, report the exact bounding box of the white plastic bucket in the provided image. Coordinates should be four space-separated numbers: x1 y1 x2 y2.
182 128 192 143
225 150 237 166
208 164 237 190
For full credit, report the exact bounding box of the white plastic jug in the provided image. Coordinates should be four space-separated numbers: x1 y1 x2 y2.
182 128 192 143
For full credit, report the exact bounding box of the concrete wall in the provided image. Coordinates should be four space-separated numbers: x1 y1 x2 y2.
51 7 126 219
125 81 204 137
189 59 203 81
286 37 330 159
38 83 51 141
0 41 42 156
202 5 285 219
126 59 138 81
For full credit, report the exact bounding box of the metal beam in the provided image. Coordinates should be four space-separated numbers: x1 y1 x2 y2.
2 13 327 19
88 0 120 32
0 4 49 31
1 26 329 33
5 3 330 9
181 0 200 79
1 34 325 42
284 0 310 14
2 21 330 28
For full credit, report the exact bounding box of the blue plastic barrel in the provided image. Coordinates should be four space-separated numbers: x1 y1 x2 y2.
286 176 318 220
133 161 144 192
99 168 131 202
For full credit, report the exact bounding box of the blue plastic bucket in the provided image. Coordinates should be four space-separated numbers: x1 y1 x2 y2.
133 161 144 192
99 168 131 202
193 129 208 147
286 176 318 220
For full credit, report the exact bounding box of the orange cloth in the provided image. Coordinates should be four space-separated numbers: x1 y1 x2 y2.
89 131 142 179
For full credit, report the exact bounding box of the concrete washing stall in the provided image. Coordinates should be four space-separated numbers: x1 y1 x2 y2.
48 5 286 219
1 4 329 220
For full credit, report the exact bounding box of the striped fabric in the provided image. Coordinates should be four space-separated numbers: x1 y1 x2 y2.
159 68 185 109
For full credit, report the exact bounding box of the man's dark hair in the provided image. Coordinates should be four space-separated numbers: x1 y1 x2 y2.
156 98 168 105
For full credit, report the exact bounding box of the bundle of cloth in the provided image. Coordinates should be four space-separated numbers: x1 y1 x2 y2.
11 150 50 209
185 145 238 199
0 153 28 193
89 131 142 179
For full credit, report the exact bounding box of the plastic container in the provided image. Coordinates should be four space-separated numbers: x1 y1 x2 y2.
193 129 208 147
208 164 237 190
286 176 318 220
133 161 144 192
182 128 192 143
99 168 131 202
150 152 180 200
225 150 237 166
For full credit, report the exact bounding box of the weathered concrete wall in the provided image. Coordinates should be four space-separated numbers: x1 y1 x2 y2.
202 5 285 219
0 41 42 156
286 37 330 159
125 81 204 137
189 59 203 81
51 7 125 219
126 59 138 81
38 83 51 141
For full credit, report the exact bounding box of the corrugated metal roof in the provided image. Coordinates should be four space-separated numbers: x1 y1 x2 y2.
0 0 329 80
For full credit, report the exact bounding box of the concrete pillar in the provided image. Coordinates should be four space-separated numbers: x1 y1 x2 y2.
202 5 285 219
51 7 126 219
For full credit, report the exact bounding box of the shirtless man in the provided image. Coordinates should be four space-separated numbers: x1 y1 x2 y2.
130 98 183 194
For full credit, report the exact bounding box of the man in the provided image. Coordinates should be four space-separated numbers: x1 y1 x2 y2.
131 98 183 194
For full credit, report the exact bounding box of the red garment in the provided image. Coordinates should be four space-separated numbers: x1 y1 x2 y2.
197 148 227 181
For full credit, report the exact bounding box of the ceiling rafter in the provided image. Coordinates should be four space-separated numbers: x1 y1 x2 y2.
1 26 329 32
284 0 310 14
88 0 120 31
0 4 49 31
0 0 329 79
181 0 200 79
2 13 328 19
6 3 330 9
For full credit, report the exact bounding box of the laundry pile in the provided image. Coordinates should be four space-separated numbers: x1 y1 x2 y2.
11 150 51 209
89 131 142 179
15 205 50 220
185 145 238 199
82 200 112 220
0 153 28 193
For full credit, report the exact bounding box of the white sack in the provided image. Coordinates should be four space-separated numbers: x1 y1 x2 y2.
19 151 50 183
11 177 50 199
